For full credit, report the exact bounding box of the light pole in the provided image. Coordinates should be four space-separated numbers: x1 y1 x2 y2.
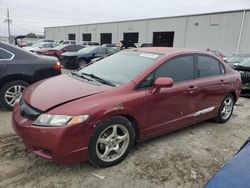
4 8 12 43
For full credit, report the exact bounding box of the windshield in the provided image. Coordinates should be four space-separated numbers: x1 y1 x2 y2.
227 56 249 63
78 46 97 53
78 51 163 85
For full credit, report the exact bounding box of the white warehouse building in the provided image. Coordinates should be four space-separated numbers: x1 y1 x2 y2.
45 9 250 54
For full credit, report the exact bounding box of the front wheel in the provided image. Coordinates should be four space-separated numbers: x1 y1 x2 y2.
214 94 235 123
0 80 29 110
88 116 135 168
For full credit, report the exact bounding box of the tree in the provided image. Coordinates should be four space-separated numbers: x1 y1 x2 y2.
26 33 37 38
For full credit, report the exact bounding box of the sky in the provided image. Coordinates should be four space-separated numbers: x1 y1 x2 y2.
0 0 250 36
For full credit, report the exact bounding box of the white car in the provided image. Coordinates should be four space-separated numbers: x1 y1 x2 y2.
23 42 59 52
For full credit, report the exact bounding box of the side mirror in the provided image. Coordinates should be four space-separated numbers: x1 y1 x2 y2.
154 77 174 88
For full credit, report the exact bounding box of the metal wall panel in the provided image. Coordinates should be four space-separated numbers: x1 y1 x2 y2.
44 10 250 54
117 20 148 46
96 23 119 44
239 11 250 54
147 17 187 47
185 12 243 54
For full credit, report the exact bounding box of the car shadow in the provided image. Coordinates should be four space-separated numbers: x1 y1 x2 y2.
0 106 8 112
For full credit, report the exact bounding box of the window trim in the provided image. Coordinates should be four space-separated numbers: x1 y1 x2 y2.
135 54 196 90
0 47 15 61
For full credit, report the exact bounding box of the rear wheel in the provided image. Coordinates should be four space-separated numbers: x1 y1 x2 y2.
0 80 29 110
214 94 235 123
88 116 135 167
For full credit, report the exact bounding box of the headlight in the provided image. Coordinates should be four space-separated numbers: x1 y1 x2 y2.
33 114 89 126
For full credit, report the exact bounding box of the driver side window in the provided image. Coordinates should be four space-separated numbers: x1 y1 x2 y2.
137 55 195 89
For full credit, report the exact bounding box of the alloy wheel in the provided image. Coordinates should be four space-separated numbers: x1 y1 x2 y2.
4 85 25 107
221 97 233 120
96 124 130 162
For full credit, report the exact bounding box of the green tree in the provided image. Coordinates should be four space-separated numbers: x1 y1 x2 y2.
26 33 37 38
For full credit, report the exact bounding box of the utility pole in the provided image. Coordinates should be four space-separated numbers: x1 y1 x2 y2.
4 8 12 43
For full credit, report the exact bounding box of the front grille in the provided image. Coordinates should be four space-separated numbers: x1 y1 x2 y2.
19 98 42 120
240 71 250 83
59 56 76 66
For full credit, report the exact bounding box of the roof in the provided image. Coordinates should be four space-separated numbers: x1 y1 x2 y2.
130 47 203 55
44 9 250 29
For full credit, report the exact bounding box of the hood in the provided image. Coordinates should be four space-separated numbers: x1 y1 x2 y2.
23 74 110 111
236 65 250 71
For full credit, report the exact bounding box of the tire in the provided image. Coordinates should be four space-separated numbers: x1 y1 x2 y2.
214 94 235 123
88 116 135 168
0 80 29 110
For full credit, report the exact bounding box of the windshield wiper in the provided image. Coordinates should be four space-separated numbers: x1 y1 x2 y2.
71 72 93 82
81 73 116 87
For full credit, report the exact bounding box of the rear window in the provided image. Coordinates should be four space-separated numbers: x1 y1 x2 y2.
0 48 14 60
197 55 221 78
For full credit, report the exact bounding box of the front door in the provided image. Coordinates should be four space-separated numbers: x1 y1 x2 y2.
141 55 200 137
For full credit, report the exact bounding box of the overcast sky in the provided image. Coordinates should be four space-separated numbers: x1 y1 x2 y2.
0 0 250 36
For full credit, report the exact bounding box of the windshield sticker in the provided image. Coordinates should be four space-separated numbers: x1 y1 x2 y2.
139 53 159 59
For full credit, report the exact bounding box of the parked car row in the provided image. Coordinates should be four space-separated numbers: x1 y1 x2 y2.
59 46 118 69
20 40 120 69
36 44 85 58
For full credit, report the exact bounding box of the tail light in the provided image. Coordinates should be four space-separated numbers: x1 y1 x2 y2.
57 50 65 55
53 61 61 71
45 50 54 56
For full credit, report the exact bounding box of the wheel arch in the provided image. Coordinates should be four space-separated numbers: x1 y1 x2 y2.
229 90 237 103
0 74 32 90
96 110 140 142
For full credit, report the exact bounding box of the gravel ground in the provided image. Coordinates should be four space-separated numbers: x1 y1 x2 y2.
0 70 250 187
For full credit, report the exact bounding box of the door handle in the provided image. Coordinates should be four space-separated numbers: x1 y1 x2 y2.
186 85 198 91
185 85 198 93
219 79 224 86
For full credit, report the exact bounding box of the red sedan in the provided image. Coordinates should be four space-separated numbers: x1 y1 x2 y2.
12 48 241 167
36 44 84 58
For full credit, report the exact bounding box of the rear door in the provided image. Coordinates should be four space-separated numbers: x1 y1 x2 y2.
195 55 227 115
0 48 13 77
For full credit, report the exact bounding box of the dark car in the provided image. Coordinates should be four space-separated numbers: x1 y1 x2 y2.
0 42 61 110
234 58 250 92
226 54 250 68
101 43 116 48
12 48 241 167
140 43 153 47
36 44 85 58
59 46 115 69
